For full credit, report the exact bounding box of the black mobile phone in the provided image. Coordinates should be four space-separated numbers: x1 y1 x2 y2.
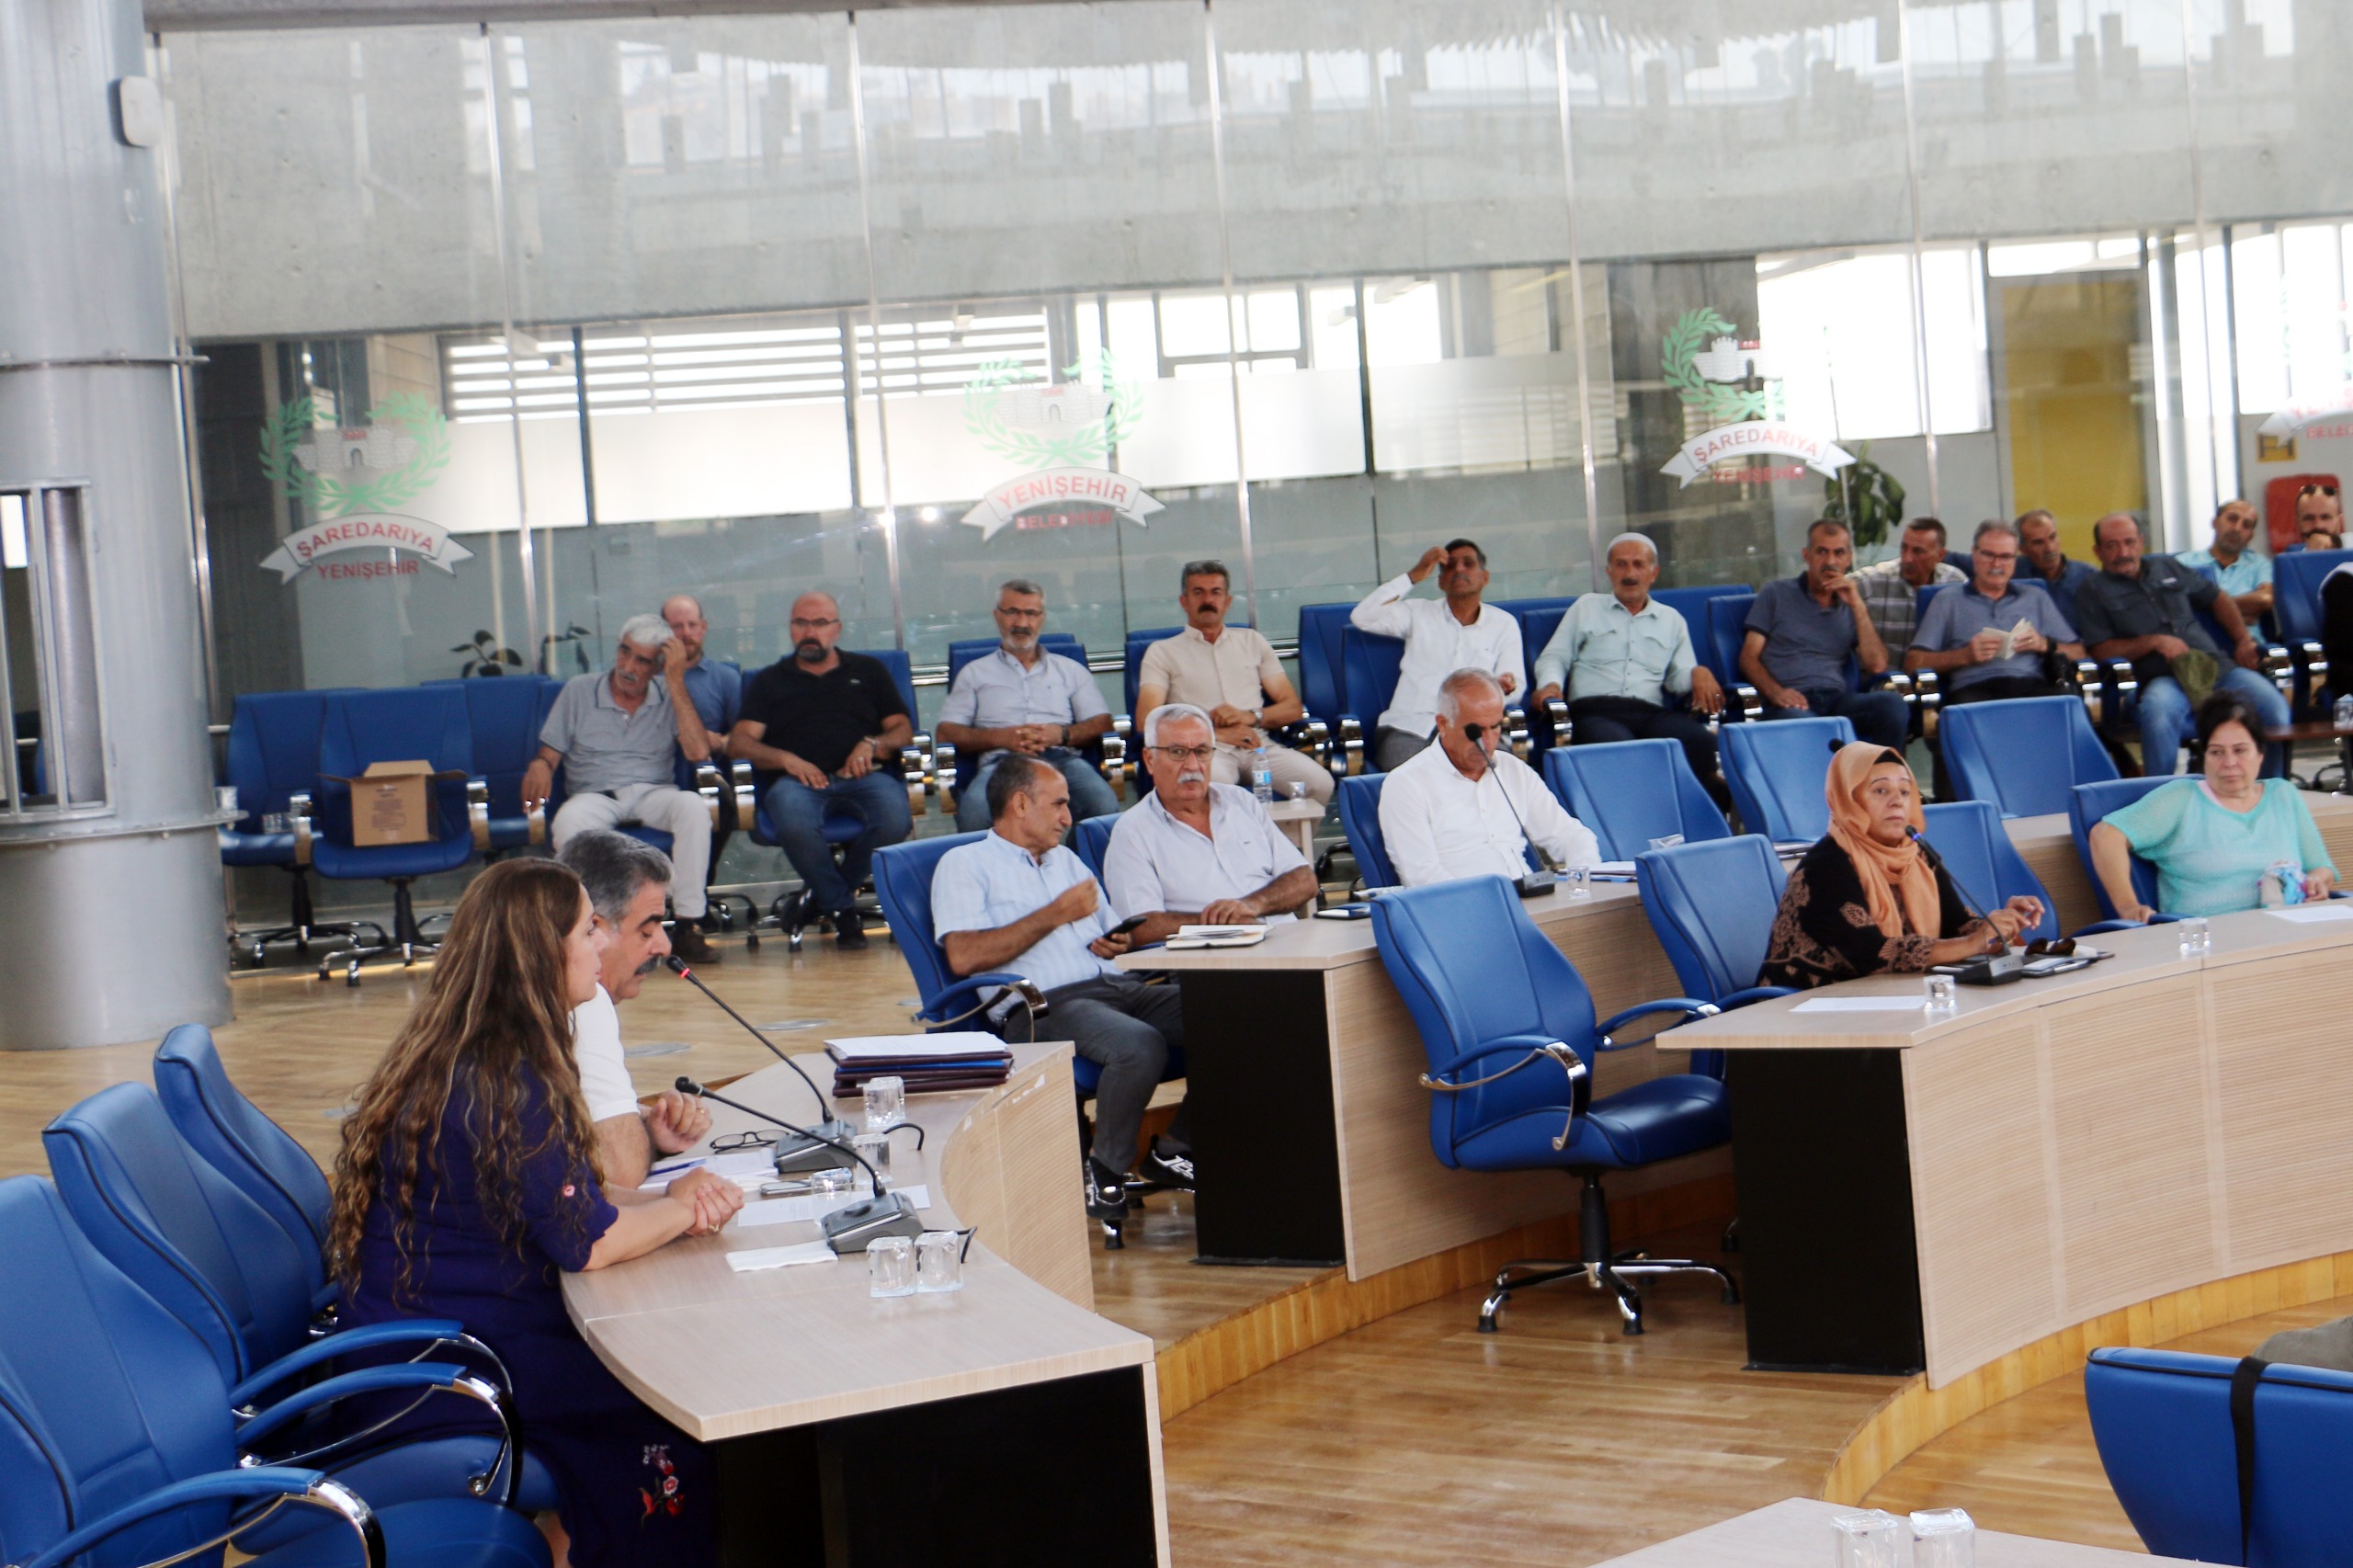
1108 914 1151 937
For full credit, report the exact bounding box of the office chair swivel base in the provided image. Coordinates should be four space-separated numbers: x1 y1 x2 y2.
316 879 444 987
1477 1173 1740 1335
233 870 381 970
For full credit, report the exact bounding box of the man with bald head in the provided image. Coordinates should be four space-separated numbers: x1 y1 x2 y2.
727 591 915 948
2074 512 2290 776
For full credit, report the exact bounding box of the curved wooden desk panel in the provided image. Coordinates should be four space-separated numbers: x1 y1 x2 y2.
1672 909 2353 1391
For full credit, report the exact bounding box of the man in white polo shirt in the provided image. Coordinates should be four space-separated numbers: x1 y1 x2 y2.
557 829 710 1187
1350 538 1523 772
1102 704 1316 942
1379 668 1599 888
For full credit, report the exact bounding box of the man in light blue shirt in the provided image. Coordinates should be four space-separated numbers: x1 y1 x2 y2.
935 579 1117 831
930 753 1190 1227
1529 532 1729 807
1904 519 2086 799
2177 497 2275 625
663 593 743 898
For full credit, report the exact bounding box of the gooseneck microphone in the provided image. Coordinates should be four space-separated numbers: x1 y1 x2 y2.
1466 723 1558 893
675 1075 877 1188
1905 827 2022 983
664 954 857 1169
675 1077 924 1254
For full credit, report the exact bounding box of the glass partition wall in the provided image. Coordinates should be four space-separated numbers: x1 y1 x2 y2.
160 0 2346 744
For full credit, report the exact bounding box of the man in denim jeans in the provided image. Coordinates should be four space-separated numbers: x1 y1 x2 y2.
727 590 915 949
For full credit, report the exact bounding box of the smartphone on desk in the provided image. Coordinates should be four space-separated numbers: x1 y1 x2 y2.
1314 903 1373 919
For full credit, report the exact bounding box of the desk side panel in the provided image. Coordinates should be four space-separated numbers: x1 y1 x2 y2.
2210 950 2353 1273
938 1051 1094 1312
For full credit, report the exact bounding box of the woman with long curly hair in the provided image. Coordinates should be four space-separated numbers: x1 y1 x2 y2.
331 858 742 1568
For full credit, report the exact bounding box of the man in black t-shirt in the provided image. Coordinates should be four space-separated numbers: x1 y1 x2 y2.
728 590 916 949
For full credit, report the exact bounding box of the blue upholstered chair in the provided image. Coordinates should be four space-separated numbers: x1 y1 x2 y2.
310 687 487 984
1633 835 1793 1033
1542 738 1731 860
42 1085 554 1515
1918 800 2072 944
2086 1346 2353 1566
871 833 1184 1250
0 1176 550 1568
1938 696 2118 819
220 689 379 969
2273 546 2353 717
1295 602 1364 774
438 675 561 854
1370 876 1736 1334
1653 585 1749 637
1494 596 1576 752
1717 714 1855 843
1071 812 1117 883
2068 777 2188 921
1336 773 1393 890
153 1024 331 1295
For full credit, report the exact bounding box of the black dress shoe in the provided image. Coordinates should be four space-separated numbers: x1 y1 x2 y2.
832 910 870 950
670 922 721 964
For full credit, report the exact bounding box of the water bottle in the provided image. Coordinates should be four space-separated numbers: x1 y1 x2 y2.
2335 693 2353 732
1251 745 1275 805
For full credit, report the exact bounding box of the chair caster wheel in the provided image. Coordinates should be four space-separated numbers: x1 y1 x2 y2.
1722 1286 1740 1304
1101 1223 1124 1251
745 933 759 950
788 933 803 952
346 961 362 987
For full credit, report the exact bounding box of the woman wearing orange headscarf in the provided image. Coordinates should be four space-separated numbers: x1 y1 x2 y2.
1759 744 2042 990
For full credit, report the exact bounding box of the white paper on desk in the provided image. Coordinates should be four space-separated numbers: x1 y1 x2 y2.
734 1185 930 1229
642 1149 779 1188
2267 903 2353 923
825 1031 1003 1061
725 1241 837 1273
1790 996 1930 1013
1591 860 1638 876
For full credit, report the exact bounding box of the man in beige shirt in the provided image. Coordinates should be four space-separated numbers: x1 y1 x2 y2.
1134 559 1335 805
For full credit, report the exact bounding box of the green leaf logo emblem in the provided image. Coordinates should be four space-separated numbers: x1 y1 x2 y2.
259 392 452 517
962 351 1144 469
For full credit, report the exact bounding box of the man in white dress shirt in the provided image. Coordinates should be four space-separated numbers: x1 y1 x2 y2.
931 754 1188 1228
1378 669 1600 888
557 830 711 1187
1103 704 1317 942
1351 538 1523 772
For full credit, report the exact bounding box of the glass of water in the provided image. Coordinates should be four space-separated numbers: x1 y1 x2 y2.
1288 780 1309 801
915 1230 966 1293
1830 1509 1905 1568
1564 864 1592 900
851 1132 890 1190
1911 1508 1975 1568
808 1165 853 1198
862 1075 905 1132
1924 973 1958 1015
2178 915 2211 958
866 1235 916 1298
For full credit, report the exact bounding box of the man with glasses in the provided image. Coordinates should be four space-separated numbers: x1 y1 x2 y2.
2180 498 2275 623
526 611 723 964
936 579 1117 832
1904 519 2086 797
2018 509 2098 624
2298 483 2344 551
1351 539 1523 772
930 753 1190 1229
1135 559 1333 805
727 590 915 949
1102 704 1316 941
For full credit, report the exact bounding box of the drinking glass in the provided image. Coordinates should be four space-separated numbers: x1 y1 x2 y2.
808 1165 853 1198
866 1235 916 1298
862 1076 905 1132
2178 916 2211 959
1564 864 1592 900
1924 974 1958 1015
1830 1509 1905 1568
851 1132 890 1190
215 786 239 816
1289 780 1309 801
915 1231 966 1293
1910 1508 1974 1568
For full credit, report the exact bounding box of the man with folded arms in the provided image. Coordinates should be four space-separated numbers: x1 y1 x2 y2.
1102 704 1316 943
1904 518 2086 798
1379 668 1599 888
2179 497 2275 624
1136 559 1333 805
936 577 1117 832
931 754 1192 1228
1351 539 1523 772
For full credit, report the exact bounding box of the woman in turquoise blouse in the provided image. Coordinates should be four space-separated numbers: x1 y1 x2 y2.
2090 695 2338 919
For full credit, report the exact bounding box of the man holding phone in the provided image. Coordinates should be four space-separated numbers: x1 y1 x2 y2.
930 754 1192 1227
1102 704 1317 942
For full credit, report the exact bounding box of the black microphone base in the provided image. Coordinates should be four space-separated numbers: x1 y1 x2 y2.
1948 953 2025 986
772 1119 861 1175
822 1190 926 1253
1513 870 1557 898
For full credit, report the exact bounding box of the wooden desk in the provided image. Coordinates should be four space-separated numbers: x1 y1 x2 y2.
563 1045 1170 1567
1594 1498 2189 1567
2006 790 2353 934
1669 909 2353 1390
1119 881 1724 1278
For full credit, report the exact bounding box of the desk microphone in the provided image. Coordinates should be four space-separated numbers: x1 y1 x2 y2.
673 1077 923 1253
1906 828 2022 985
665 954 857 1171
1467 724 1557 897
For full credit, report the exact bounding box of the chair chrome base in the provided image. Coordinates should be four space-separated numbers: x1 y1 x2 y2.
1477 1170 1740 1335
232 868 381 970
315 879 441 987
723 886 892 953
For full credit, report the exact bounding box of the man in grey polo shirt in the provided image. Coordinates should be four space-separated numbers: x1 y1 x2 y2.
1102 704 1316 942
1904 518 2086 797
1739 518 1906 750
935 578 1117 832
523 612 721 962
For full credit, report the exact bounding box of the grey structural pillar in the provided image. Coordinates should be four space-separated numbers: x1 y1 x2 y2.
0 0 232 1046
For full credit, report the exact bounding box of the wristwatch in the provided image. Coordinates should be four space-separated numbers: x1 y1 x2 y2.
1250 708 1263 727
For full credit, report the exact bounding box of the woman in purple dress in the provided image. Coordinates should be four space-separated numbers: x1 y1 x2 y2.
330 858 743 1568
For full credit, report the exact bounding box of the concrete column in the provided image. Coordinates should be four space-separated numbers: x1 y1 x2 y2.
0 0 231 1047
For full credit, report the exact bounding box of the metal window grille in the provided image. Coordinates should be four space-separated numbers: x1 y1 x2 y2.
0 483 110 819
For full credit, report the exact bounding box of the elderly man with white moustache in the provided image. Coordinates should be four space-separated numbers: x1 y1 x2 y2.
1102 703 1319 942
1378 667 1601 888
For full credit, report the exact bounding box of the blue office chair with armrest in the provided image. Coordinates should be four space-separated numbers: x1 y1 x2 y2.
1717 714 1855 843
1296 603 1365 774
1336 773 1393 891
2086 1346 2353 1567
1633 835 1793 1029
433 676 561 855
1345 625 1529 761
220 689 380 969
1542 739 1730 860
2274 547 2353 720
871 834 1184 1251
1917 799 2137 944
153 1024 331 1292
1071 812 1117 884
2069 777 2189 922
0 1176 549 1568
1371 877 1736 1334
1702 596 1764 719
1495 596 1575 752
310 687 488 986
42 1085 556 1516
1938 696 2118 819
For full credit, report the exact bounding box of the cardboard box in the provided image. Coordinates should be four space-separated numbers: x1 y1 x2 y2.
323 759 464 846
